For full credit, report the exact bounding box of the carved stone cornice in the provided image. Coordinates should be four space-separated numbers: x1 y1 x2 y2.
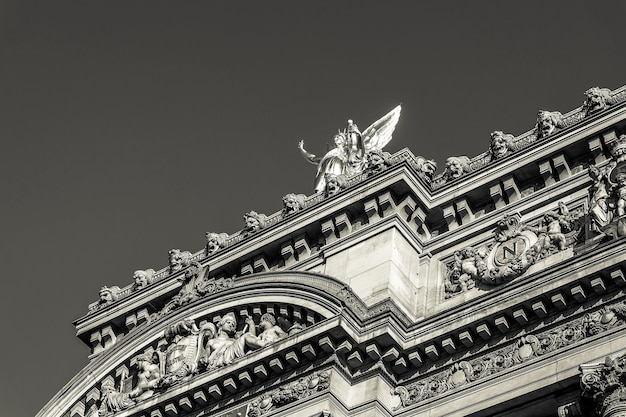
392 298 626 410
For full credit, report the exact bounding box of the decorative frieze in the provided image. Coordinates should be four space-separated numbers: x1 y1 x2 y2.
247 371 330 416
393 299 626 410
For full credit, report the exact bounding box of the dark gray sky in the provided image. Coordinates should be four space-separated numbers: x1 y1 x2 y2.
2 2 626 416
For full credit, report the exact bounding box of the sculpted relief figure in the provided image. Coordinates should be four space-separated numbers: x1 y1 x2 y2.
536 110 563 139
413 156 437 181
443 156 470 181
299 105 402 193
168 249 192 273
243 211 267 237
129 350 161 401
364 148 392 176
205 232 228 255
132 269 155 291
582 86 613 116
589 165 613 230
99 286 120 306
489 131 514 160
281 193 306 217
324 173 347 197
200 312 285 370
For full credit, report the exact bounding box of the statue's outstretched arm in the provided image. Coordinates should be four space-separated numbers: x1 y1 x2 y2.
298 140 320 164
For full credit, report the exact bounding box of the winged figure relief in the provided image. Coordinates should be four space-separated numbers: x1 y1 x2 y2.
299 105 402 193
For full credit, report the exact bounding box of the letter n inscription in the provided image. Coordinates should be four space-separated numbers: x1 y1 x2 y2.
494 237 526 266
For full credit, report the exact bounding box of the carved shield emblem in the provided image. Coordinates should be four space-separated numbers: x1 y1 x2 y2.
165 334 201 377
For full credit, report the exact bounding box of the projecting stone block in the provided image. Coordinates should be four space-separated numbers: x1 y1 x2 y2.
538 160 555 187
254 364 268 379
532 300 548 318
366 343 381 360
164 402 178 416
70 401 85 417
392 357 409 374
590 276 606 294
378 190 398 217
570 285 586 303
280 242 296 267
502 176 520 203
238 371 253 386
490 183 505 210
336 340 353 356
150 410 164 417
476 323 491 340
301 343 317 360
223 378 238 393
347 351 364 368
552 154 571 181
513 308 529 326
494 316 510 334
334 212 353 238
458 331 474 347
193 390 207 406
441 338 456 354
178 397 193 412
364 197 380 223
208 384 222 400
551 292 567 310
269 358 284 373
408 351 423 367
321 219 337 244
294 233 312 260
318 336 336 353
442 204 458 231
455 199 474 225
382 346 400 363
610 268 626 286
285 351 300 366
424 344 439 360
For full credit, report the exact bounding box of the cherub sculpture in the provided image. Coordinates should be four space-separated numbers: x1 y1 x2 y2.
582 87 612 116
299 105 402 193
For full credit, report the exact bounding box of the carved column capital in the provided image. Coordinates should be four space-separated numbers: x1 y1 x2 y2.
579 354 626 417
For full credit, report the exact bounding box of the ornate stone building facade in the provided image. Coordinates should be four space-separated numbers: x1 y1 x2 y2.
39 87 626 417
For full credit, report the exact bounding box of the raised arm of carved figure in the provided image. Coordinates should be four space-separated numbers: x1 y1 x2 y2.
298 140 320 164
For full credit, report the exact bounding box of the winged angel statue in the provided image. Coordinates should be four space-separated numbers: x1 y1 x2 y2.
298 105 401 193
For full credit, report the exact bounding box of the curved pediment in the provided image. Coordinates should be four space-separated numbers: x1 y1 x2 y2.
41 270 394 417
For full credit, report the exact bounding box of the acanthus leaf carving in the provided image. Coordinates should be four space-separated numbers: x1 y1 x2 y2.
247 371 331 416
393 299 626 409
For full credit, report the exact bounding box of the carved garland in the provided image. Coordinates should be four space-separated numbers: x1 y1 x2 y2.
246 371 331 416
392 299 626 409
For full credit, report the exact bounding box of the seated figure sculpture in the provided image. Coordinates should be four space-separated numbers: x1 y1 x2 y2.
200 312 287 370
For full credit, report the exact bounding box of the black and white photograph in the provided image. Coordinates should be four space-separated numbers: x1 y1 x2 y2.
2 2 626 417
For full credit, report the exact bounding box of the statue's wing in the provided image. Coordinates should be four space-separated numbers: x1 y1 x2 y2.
362 105 402 151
